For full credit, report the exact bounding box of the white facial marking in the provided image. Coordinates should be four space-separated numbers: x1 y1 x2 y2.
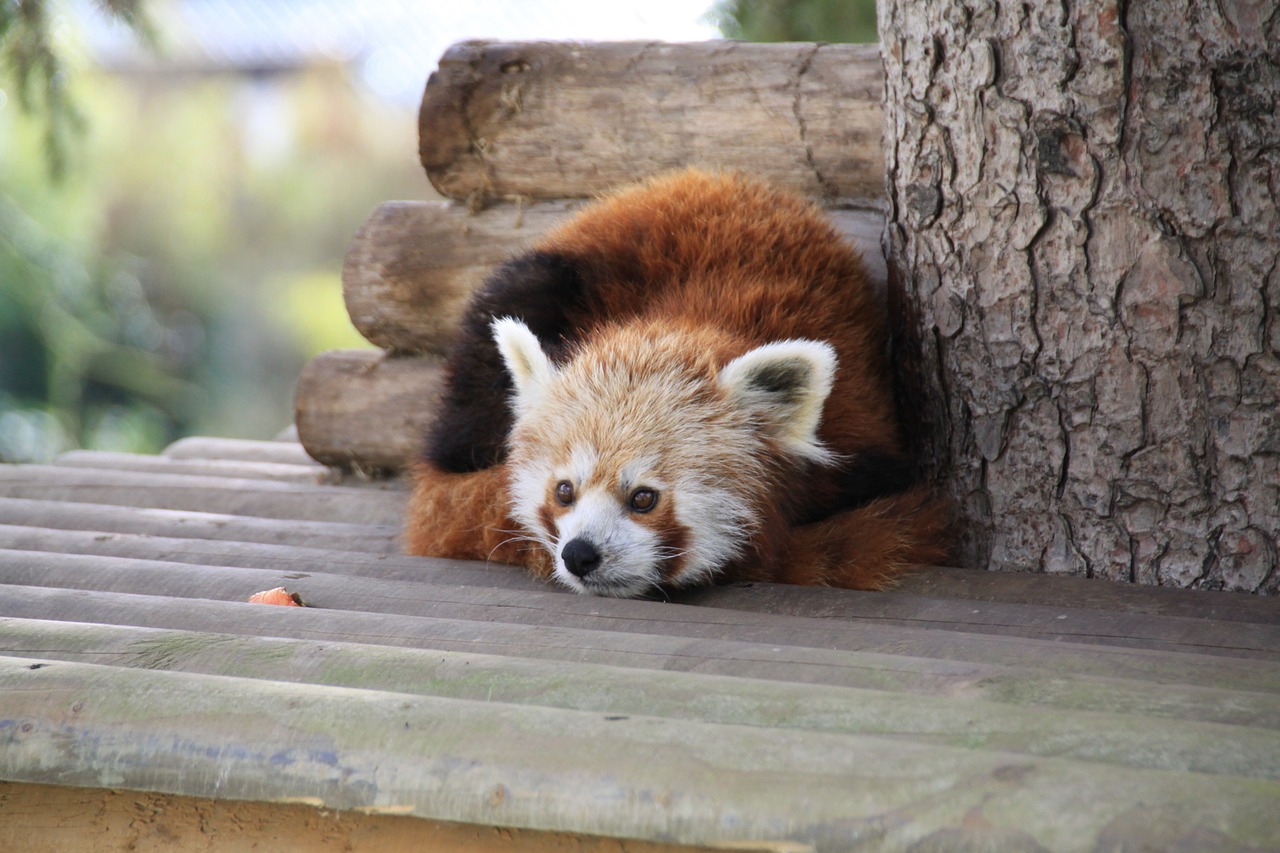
552 487 662 597
667 472 755 587
568 445 599 488
618 456 659 492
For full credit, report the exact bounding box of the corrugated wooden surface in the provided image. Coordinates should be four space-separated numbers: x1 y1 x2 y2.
1 437 1278 852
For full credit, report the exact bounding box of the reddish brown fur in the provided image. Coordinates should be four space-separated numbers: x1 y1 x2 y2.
406 462 554 579
765 487 951 588
540 172 901 468
406 169 949 590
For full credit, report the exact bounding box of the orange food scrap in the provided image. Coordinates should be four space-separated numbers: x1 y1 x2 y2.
247 587 305 606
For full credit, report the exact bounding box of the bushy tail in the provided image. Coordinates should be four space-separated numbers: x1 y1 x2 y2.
778 485 953 589
405 461 553 577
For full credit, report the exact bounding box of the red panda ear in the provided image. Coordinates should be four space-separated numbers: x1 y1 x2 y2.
491 318 555 414
718 340 838 464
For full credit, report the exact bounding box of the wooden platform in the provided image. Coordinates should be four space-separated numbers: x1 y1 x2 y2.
1 436 1278 851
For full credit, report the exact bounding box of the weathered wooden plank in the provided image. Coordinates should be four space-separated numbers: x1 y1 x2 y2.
5 619 1278 774
0 583 1011 695
0 524 528 587
4 551 1279 681
342 200 887 356
0 782 743 853
4 584 1274 704
8 511 1271 639
675 583 1280 649
0 781 744 853
890 567 1280 623
5 543 1276 661
27 451 1271 626
3 656 1278 851
294 350 442 473
51 450 335 485
419 41 885 203
0 497 400 553
10 514 1269 648
0 465 406 525
162 436 317 466
24 446 1274 625
6 481 1266 631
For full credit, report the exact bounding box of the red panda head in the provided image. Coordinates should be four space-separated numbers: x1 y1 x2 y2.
493 317 837 597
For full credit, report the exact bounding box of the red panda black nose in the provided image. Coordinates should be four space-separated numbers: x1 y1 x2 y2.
561 538 602 578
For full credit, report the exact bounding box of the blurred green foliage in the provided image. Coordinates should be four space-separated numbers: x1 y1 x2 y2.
2 0 85 178
708 0 879 43
1 7 419 462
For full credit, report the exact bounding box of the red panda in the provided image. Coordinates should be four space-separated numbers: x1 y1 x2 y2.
406 169 949 597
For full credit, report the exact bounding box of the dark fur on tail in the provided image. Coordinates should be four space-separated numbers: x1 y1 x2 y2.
426 251 589 473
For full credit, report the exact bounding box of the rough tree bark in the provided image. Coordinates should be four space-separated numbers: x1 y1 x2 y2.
880 1 1279 591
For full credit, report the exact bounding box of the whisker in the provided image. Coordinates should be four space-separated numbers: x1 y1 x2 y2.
484 532 545 566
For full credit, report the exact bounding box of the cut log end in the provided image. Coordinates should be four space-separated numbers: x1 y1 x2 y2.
294 350 445 474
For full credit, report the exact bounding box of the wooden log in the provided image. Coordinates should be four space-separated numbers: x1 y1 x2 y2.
0 524 536 590
294 349 443 473
4 656 1279 850
19 446 1273 625
5 549 1280 674
3 617 1273 733
9 510 1273 637
7 502 1272 638
0 782 719 853
880 568 1279 624
56 447 402 492
4 536 1277 659
6 509 1275 630
0 583 1008 695
344 200 576 356
685 575 1280 627
0 465 407 525
343 200 888 356
51 450 334 485
3 619 1277 775
3 583 1273 699
419 41 885 203
0 497 401 553
162 436 318 466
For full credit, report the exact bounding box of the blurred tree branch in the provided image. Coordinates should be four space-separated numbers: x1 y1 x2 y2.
0 192 203 430
0 0 153 178
707 0 878 44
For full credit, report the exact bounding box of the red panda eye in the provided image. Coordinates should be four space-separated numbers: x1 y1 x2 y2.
628 488 658 513
555 481 575 506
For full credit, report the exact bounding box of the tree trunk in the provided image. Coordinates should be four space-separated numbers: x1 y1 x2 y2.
880 1 1279 592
